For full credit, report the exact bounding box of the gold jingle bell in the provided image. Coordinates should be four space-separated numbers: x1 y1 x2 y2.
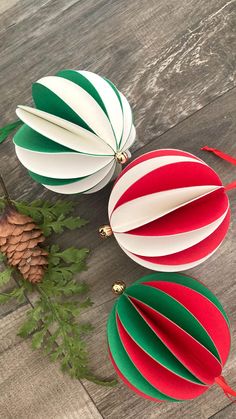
115 151 129 164
112 281 126 295
99 225 113 238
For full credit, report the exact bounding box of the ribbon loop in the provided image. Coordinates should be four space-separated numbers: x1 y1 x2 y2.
201 146 236 191
215 375 236 402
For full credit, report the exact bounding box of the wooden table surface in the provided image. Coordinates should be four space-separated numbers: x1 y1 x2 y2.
1 1 236 418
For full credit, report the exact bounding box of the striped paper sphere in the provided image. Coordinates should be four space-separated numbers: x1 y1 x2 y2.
108 149 230 271
14 69 136 194
107 272 231 402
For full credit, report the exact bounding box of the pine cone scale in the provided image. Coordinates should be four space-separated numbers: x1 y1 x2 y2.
28 237 45 249
0 223 15 237
6 211 33 224
0 237 6 246
23 223 41 232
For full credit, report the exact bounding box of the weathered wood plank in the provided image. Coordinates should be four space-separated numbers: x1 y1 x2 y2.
0 304 29 354
0 0 235 248
0 0 235 240
0 0 236 418
210 403 236 418
1 0 236 148
2 83 231 418
0 0 18 14
0 305 103 419
0 271 26 318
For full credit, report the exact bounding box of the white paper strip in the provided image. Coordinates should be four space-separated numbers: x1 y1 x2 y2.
15 145 113 178
120 245 221 272
108 155 206 216
123 125 136 152
37 76 117 150
16 106 113 155
43 161 115 194
79 71 123 146
113 209 228 256
118 91 133 150
110 185 222 232
84 162 117 194
110 162 122 181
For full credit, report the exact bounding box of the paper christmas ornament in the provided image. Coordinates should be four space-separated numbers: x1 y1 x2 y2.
103 149 230 271
13 70 136 194
107 272 233 402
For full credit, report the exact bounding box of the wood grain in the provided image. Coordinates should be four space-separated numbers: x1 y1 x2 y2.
1 83 236 419
0 306 103 419
211 404 236 418
0 0 18 14
0 275 26 318
1 0 236 417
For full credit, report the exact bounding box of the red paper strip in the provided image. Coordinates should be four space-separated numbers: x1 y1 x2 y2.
127 188 228 236
143 281 231 365
114 149 202 185
114 161 222 211
117 315 209 399
108 347 163 402
136 210 230 265
129 296 222 384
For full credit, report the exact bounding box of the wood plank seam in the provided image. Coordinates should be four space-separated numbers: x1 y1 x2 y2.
208 401 235 418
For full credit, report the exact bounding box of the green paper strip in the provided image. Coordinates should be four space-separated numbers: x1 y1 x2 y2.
134 273 229 324
56 70 108 116
28 170 86 186
127 284 221 362
103 77 123 109
56 70 120 149
32 82 93 133
107 303 178 402
117 295 204 385
103 77 124 148
14 124 74 153
103 77 134 150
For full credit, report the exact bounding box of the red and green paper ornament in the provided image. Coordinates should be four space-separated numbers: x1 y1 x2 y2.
107 272 235 402
13 69 136 194
101 149 231 271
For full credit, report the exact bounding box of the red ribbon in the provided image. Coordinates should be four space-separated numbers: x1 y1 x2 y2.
201 146 236 191
215 376 236 402
224 181 236 191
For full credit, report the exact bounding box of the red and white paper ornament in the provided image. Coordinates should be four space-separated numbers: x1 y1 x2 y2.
103 149 230 271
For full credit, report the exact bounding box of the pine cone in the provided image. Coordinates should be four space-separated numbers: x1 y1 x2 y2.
0 206 48 283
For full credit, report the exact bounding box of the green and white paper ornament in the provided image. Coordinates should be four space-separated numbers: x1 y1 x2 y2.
13 70 136 194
